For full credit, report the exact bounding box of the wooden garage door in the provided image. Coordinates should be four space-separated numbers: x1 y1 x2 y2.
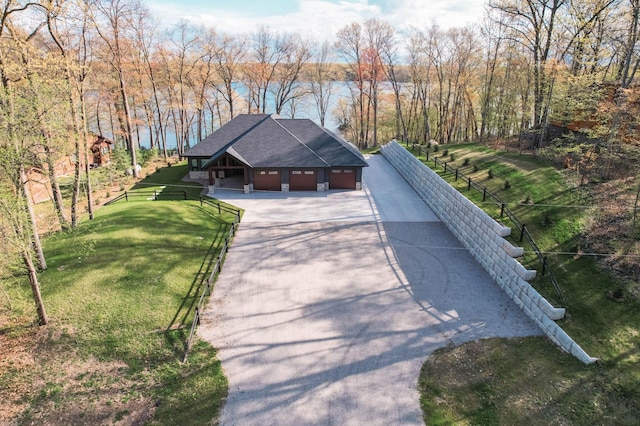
254 170 281 191
329 168 356 189
289 170 316 191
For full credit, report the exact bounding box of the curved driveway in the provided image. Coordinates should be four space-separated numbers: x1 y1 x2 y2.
198 154 541 425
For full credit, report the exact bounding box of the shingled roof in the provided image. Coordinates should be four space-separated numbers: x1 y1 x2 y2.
183 114 367 168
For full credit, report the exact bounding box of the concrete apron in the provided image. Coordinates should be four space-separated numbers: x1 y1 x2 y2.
198 154 541 425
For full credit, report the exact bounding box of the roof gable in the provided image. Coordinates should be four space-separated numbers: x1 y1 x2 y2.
277 119 367 167
186 114 367 168
182 114 270 158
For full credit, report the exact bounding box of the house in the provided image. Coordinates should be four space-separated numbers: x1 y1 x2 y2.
89 134 114 167
183 114 368 193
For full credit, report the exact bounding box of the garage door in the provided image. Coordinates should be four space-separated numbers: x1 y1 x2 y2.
254 170 281 191
290 170 317 191
329 168 356 189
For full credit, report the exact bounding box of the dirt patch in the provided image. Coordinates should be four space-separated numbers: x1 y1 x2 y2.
583 177 640 298
1 321 156 425
0 316 39 424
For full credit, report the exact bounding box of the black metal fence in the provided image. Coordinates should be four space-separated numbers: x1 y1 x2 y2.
104 189 239 216
410 144 567 307
103 189 242 359
183 213 239 361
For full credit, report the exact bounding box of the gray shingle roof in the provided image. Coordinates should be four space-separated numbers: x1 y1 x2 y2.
184 114 368 168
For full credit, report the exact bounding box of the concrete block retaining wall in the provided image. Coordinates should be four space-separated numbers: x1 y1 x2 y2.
381 141 597 364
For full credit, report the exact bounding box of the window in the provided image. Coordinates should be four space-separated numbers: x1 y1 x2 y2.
304 171 314 175
292 171 302 175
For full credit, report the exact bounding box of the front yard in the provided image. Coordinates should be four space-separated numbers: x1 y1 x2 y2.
1 166 234 425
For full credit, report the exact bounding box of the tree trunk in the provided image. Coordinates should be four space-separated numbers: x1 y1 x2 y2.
44 145 70 230
119 74 139 178
23 250 48 326
20 167 47 270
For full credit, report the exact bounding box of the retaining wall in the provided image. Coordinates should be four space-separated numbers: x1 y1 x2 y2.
381 141 597 364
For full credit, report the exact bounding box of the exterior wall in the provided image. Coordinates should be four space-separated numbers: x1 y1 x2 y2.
189 170 209 180
189 157 207 171
381 141 597 364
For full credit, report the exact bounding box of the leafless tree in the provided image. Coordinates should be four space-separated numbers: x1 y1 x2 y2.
90 0 140 177
308 40 335 127
211 32 247 120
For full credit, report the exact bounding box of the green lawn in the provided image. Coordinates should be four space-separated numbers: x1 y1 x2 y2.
2 169 235 425
407 144 640 424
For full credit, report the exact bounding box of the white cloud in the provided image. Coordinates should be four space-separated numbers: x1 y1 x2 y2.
146 0 485 40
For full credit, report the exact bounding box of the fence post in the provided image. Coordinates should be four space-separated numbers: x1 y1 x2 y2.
520 224 526 242
218 203 221 214
542 256 547 276
184 190 187 200
444 162 447 172
434 157 437 167
200 196 203 206
125 191 128 202
426 150 429 161
467 177 471 191
483 187 487 202
455 168 459 181
500 203 505 217
154 190 157 200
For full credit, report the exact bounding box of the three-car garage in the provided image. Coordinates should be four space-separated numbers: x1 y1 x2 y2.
184 114 367 194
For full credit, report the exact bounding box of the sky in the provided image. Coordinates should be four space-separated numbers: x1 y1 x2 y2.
145 0 487 39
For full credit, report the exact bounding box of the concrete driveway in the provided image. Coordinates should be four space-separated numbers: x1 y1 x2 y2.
198 155 541 425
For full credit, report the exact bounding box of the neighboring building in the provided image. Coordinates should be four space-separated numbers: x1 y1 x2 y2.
25 134 114 204
89 134 114 167
183 114 368 193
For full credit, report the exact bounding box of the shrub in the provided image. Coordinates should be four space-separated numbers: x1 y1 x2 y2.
504 180 511 189
434 145 439 152
463 158 470 166
138 147 158 167
442 149 449 157
473 163 479 172
487 169 494 179
450 153 455 161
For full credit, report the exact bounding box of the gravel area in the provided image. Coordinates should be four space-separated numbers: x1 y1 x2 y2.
198 154 541 425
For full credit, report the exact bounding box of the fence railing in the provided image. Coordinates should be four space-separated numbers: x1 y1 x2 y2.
183 212 239 361
410 144 567 307
103 187 242 359
104 189 240 216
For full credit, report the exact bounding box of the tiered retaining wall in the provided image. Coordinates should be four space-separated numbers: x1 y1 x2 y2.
381 141 597 364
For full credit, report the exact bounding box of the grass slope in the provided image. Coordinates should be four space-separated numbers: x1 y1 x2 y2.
1 165 234 425
407 144 640 425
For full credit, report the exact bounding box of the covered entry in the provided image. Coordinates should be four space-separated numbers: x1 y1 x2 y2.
254 170 281 191
329 168 356 190
289 170 316 191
